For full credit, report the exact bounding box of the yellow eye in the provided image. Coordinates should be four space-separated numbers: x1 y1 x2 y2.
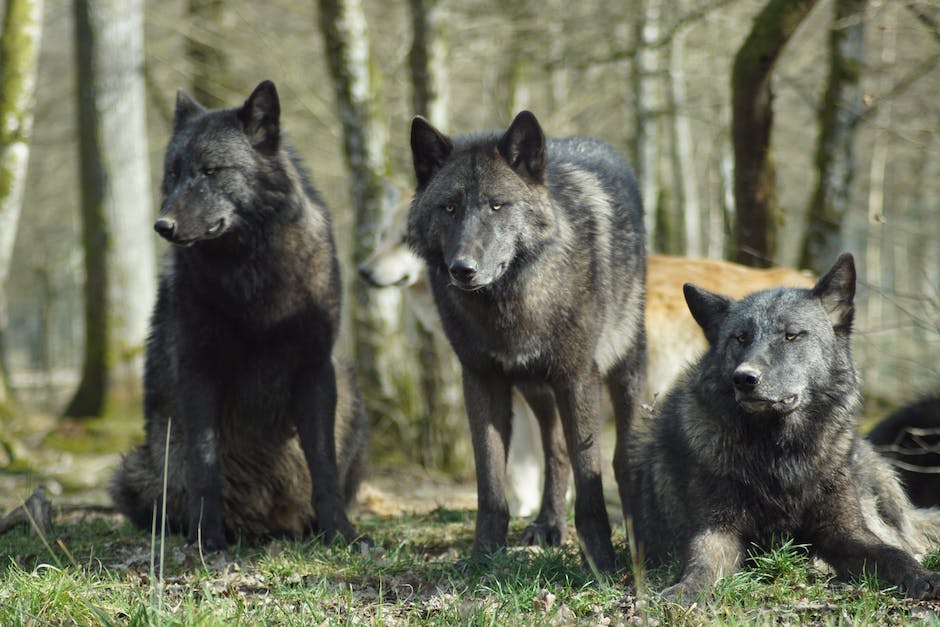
444 204 454 213
491 202 502 211
785 332 798 341
204 167 216 176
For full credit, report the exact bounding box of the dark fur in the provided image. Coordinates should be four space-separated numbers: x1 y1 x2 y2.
408 111 646 572
628 253 940 602
110 81 367 550
869 396 940 508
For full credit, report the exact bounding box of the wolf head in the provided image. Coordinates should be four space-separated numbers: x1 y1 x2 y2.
407 111 554 291
683 253 857 417
155 80 282 246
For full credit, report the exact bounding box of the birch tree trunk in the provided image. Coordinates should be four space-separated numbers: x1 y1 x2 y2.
0 0 44 414
65 0 156 418
731 0 820 267
632 0 662 247
798 0 867 275
318 0 416 428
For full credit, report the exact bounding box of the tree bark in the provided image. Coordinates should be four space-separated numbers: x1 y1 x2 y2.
799 0 867 275
318 0 417 428
0 0 44 414
186 0 230 109
731 0 820 267
65 0 155 418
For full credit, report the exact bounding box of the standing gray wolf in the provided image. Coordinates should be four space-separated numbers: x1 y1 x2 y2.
628 253 940 602
110 81 367 550
869 396 940 508
408 111 646 572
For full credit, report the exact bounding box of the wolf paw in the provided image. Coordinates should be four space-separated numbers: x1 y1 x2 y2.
900 571 940 600
659 581 704 606
521 520 566 547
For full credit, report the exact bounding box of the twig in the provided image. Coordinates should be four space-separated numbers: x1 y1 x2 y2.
0 487 53 537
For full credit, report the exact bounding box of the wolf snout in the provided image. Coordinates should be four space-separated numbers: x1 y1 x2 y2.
448 258 478 284
154 218 177 240
732 365 761 391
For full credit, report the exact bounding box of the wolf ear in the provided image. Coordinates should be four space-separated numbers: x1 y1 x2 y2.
812 252 856 336
684 283 733 346
239 80 280 153
173 90 205 131
498 110 546 183
411 116 453 189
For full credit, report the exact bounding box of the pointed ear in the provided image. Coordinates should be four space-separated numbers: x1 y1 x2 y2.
812 252 856 336
684 283 733 346
238 80 280 152
497 110 546 183
411 116 453 189
173 90 205 131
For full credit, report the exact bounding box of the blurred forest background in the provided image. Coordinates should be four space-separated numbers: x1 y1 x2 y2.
0 0 937 477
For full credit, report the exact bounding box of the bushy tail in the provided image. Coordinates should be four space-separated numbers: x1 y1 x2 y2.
109 445 184 533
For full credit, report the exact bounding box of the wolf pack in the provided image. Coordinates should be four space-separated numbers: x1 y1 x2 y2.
110 81 940 604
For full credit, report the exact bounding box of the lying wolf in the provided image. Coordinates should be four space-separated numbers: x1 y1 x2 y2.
628 253 940 602
111 81 367 550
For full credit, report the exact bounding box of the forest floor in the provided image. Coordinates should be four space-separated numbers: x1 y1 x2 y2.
2 411 940 625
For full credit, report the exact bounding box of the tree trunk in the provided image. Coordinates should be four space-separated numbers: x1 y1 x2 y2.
798 0 867 275
317 0 417 430
632 0 662 247
731 0 819 267
0 0 44 414
408 0 448 128
186 0 230 109
65 0 155 418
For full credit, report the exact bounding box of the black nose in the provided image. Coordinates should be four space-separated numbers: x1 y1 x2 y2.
733 366 761 391
448 258 477 283
358 262 377 286
154 218 177 239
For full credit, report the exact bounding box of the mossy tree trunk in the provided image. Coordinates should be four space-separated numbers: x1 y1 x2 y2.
0 0 44 416
186 0 229 109
731 0 820 267
65 0 156 418
318 0 418 436
798 0 867 275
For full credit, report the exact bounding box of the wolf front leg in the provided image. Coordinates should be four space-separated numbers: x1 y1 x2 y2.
518 383 569 547
554 368 616 573
180 372 227 551
462 368 513 557
293 359 359 544
662 528 744 604
814 528 940 600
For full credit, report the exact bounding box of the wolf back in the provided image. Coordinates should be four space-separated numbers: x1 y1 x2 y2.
110 81 367 549
408 111 646 571
628 253 940 602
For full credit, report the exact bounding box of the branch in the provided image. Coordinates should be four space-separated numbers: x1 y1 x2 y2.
855 53 940 126
0 487 53 538
906 1 940 44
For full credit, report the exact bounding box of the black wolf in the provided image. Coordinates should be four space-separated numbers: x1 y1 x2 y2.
869 396 940 508
628 253 940 602
408 111 646 572
110 81 367 550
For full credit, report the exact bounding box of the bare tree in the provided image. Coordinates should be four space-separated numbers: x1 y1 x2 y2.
731 0 820 267
799 0 867 275
65 0 156 418
0 0 44 413
317 0 418 428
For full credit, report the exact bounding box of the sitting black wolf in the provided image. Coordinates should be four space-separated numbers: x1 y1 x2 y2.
408 111 646 572
628 253 940 602
110 81 367 550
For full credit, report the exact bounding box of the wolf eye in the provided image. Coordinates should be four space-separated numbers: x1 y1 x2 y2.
167 169 178 180
203 167 217 176
490 201 503 211
785 331 801 342
443 204 455 213
735 332 749 345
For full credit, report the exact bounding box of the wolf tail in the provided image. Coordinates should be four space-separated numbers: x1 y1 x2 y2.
109 445 185 534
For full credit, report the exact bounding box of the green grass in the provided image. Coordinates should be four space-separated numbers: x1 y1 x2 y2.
1 509 938 625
